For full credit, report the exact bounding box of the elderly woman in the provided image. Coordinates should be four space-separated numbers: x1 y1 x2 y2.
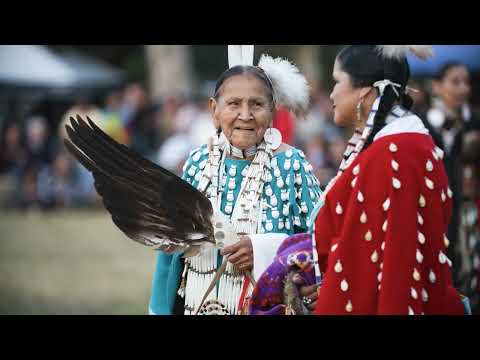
250 45 468 315
148 46 322 315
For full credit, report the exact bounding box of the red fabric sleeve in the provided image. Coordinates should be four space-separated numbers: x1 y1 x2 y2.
313 133 464 315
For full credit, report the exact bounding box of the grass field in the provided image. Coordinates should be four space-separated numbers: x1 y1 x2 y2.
0 208 157 315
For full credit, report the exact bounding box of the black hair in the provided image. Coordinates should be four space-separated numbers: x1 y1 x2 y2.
336 45 414 150
213 65 275 105
435 62 467 81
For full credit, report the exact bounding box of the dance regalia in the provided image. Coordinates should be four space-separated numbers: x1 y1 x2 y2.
250 110 466 315
149 144 322 315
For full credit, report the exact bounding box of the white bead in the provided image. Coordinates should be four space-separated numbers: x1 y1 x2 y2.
284 159 291 171
334 260 343 273
331 243 338 252
416 249 424 264
282 204 289 216
286 149 293 158
435 146 444 160
188 166 196 177
270 195 278 207
351 177 358 188
229 166 237 177
307 177 313 187
382 219 388 232
432 150 439 161
336 202 343 215
408 306 414 315
447 187 453 198
438 251 446 264
381 241 385 251
295 174 302 185
418 231 426 245
285 176 290 186
365 230 372 242
194 172 202 182
413 268 421 281
426 160 433 172
340 279 349 292
444 234 450 248
425 177 434 190
293 159 301 171
345 300 353 313
301 202 308 214
353 164 360 176
392 177 401 189
227 191 234 202
391 159 399 171
274 167 281 177
285 220 291 230
276 178 284 188
278 219 284 230
228 178 236 190
266 220 273 232
294 216 301 226
241 166 249 177
380 262 383 270
225 203 233 214
411 287 418 300
389 143 398 152
199 159 207 170
371 250 378 263
418 194 426 208
422 288 428 302
377 272 383 282
360 211 367 224
281 190 288 202
441 190 446 203
192 152 201 162
383 198 390 211
309 189 315 199
272 208 279 219
265 185 273 197
299 150 305 158
271 158 277 168
417 212 424 226
429 270 436 284
357 191 364 203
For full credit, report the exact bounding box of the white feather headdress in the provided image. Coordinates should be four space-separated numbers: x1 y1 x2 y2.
227 45 310 117
377 45 434 60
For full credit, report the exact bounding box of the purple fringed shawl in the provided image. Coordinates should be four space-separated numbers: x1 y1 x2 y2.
249 233 316 315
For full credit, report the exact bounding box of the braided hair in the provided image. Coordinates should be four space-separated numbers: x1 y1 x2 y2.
336 45 414 150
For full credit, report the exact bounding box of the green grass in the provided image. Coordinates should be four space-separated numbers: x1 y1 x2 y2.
0 209 157 315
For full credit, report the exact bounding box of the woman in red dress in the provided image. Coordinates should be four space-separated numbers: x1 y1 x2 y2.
250 45 467 315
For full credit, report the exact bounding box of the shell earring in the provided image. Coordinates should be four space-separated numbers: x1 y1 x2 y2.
356 98 364 123
264 127 282 151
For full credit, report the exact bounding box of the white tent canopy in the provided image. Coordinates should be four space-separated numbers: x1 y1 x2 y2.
0 45 125 90
0 45 76 87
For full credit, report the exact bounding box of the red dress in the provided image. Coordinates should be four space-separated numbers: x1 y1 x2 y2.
313 132 464 315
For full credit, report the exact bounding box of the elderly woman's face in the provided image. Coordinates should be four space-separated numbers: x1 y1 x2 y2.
211 74 273 150
330 59 362 127
436 65 471 110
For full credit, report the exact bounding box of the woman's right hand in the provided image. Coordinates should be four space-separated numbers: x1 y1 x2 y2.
292 273 320 313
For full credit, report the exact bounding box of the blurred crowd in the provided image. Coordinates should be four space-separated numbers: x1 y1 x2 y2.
1 62 479 311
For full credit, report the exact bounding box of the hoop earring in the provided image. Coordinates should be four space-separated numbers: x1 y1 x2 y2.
356 98 364 123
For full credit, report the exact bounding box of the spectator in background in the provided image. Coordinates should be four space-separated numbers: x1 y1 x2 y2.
119 82 148 135
409 78 431 116
458 131 480 313
425 62 480 291
37 150 97 209
101 89 129 144
0 120 26 175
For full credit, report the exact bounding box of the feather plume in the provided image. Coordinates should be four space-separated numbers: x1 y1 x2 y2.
228 45 254 68
377 45 434 60
63 115 215 256
258 54 310 117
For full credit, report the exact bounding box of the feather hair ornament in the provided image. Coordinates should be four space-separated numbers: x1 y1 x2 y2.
228 45 254 68
257 54 310 118
377 45 434 61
